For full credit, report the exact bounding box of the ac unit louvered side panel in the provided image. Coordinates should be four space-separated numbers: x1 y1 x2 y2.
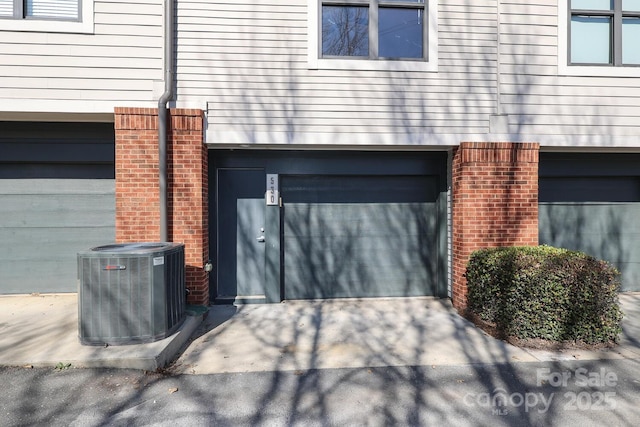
78 243 185 346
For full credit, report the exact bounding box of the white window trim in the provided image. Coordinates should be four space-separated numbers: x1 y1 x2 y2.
0 1 93 34
558 0 640 77
308 0 438 72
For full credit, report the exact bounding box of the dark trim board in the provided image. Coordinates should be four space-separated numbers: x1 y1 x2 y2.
209 150 449 303
539 152 640 178
210 150 448 181
0 121 115 179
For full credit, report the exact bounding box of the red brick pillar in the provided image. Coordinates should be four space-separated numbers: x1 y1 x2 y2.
115 108 161 241
114 107 209 306
168 109 209 306
451 142 539 310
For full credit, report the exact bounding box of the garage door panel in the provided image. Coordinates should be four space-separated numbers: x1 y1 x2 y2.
0 196 114 228
0 179 115 293
617 263 640 287
540 204 640 256
285 235 435 269
0 226 114 293
539 174 640 286
1 259 88 287
0 122 115 294
540 203 640 237
283 175 439 299
284 203 437 238
0 226 114 257
285 241 434 299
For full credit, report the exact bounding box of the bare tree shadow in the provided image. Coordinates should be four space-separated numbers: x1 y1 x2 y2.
7 2 638 426
172 1 639 425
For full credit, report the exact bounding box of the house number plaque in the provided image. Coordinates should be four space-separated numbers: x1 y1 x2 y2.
266 174 279 206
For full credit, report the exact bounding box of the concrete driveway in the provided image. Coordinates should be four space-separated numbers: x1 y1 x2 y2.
170 295 640 375
0 294 638 372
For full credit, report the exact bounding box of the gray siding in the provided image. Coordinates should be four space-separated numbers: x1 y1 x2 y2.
176 0 498 145
0 0 163 113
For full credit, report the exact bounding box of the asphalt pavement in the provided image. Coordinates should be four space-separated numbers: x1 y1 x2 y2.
1 359 639 426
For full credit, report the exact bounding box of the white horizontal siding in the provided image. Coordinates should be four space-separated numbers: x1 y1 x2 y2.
0 31 161 48
498 1 640 144
2 0 637 146
176 0 498 146
0 0 164 114
0 65 160 80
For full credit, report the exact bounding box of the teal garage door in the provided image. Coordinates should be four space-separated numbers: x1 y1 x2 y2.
0 122 115 294
539 154 640 292
283 175 441 299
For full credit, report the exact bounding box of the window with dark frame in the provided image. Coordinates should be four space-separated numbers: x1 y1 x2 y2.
0 0 79 21
569 0 640 66
321 0 427 61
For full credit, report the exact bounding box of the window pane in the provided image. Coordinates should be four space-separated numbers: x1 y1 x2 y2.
623 18 640 64
0 0 13 16
571 0 613 10
623 0 640 11
27 0 78 20
322 6 369 57
379 7 423 59
571 16 612 63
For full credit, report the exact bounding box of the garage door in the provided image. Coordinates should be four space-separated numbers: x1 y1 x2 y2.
283 175 440 299
0 122 115 294
539 154 640 291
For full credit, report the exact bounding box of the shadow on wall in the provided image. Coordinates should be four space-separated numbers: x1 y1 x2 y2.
281 175 441 300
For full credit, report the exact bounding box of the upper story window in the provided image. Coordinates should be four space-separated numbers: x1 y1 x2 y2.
0 0 92 33
569 0 640 66
322 0 426 60
0 0 79 21
309 0 438 72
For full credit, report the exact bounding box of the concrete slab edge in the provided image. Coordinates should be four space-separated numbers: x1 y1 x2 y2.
153 313 204 370
22 314 205 372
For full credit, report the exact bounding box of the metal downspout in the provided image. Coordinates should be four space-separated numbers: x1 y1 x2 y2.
158 0 174 242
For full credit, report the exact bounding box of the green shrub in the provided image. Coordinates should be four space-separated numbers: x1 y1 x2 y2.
465 246 622 345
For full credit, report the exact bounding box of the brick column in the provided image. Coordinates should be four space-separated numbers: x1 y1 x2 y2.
451 142 539 310
114 107 209 306
168 109 209 306
115 108 160 242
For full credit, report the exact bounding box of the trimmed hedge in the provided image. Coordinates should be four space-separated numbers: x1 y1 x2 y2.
466 246 622 345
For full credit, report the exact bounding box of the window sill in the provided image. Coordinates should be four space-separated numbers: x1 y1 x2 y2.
309 57 438 73
0 19 92 34
558 63 640 78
